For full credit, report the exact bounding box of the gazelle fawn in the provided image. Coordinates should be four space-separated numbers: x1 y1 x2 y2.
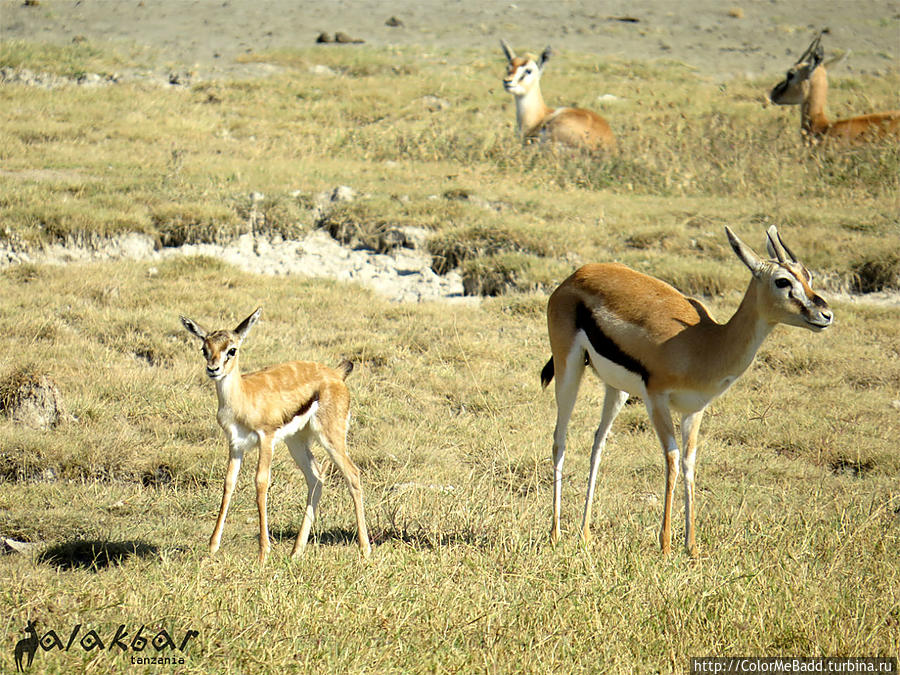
500 40 616 152
769 30 900 142
541 227 832 556
181 308 371 563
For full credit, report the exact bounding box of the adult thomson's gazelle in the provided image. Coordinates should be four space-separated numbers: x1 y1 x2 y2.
500 39 616 152
180 308 371 563
541 227 832 556
769 31 900 142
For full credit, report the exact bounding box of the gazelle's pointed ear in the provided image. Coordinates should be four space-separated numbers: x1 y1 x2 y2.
538 46 552 69
765 226 785 263
500 39 515 63
726 227 764 276
811 40 825 67
180 315 207 341
235 307 261 343
765 225 799 264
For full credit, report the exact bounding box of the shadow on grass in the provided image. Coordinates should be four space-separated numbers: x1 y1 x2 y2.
271 526 489 550
37 540 159 572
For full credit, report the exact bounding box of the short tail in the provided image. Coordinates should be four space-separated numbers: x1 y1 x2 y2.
337 360 354 380
540 357 554 389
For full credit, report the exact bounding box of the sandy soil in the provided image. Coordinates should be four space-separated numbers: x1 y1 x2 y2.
2 0 898 80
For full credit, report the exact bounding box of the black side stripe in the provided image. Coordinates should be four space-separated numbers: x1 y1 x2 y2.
575 301 650 384
284 391 320 425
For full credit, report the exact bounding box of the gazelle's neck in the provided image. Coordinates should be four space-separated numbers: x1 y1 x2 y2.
514 85 553 138
214 360 243 413
716 281 776 379
801 66 831 135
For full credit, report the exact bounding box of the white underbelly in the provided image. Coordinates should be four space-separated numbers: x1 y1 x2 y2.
577 335 646 396
273 400 319 443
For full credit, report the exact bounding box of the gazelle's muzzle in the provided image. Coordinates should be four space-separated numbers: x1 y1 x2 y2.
805 301 833 330
205 363 225 379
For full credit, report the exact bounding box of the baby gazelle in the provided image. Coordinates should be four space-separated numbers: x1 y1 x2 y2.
500 40 616 152
181 308 370 563
542 227 832 556
769 31 900 142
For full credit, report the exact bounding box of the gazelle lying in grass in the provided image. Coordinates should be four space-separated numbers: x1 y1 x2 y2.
500 39 616 152
181 308 371 563
769 31 900 142
541 227 832 556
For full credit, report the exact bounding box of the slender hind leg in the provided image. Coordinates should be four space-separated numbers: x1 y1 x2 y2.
581 386 628 542
315 385 371 558
286 432 323 557
550 352 586 543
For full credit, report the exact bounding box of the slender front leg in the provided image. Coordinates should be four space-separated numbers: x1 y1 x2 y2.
255 434 274 564
550 356 584 544
646 395 680 555
681 409 705 558
581 386 628 542
209 442 244 554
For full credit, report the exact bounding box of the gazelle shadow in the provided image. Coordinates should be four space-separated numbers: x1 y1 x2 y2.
270 526 358 547
37 539 159 571
271 525 489 551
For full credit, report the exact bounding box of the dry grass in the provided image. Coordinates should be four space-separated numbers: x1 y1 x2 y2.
1 261 898 673
1 44 897 294
0 42 898 673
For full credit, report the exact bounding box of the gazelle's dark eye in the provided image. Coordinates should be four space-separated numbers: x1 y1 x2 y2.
524 67 532 75
226 347 237 358
774 278 792 289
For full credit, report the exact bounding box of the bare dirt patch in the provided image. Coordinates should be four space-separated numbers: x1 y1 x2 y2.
2 0 897 80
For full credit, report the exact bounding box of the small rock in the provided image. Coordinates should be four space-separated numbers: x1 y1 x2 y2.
330 185 357 202
77 72 103 86
334 32 364 44
0 368 63 429
386 16 403 27
313 184 357 221
315 32 332 43
1 537 39 554
167 70 193 86
309 64 338 76
421 95 451 112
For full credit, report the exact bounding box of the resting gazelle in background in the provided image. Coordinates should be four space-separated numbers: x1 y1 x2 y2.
181 308 371 563
769 30 900 142
541 227 832 556
500 39 616 152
